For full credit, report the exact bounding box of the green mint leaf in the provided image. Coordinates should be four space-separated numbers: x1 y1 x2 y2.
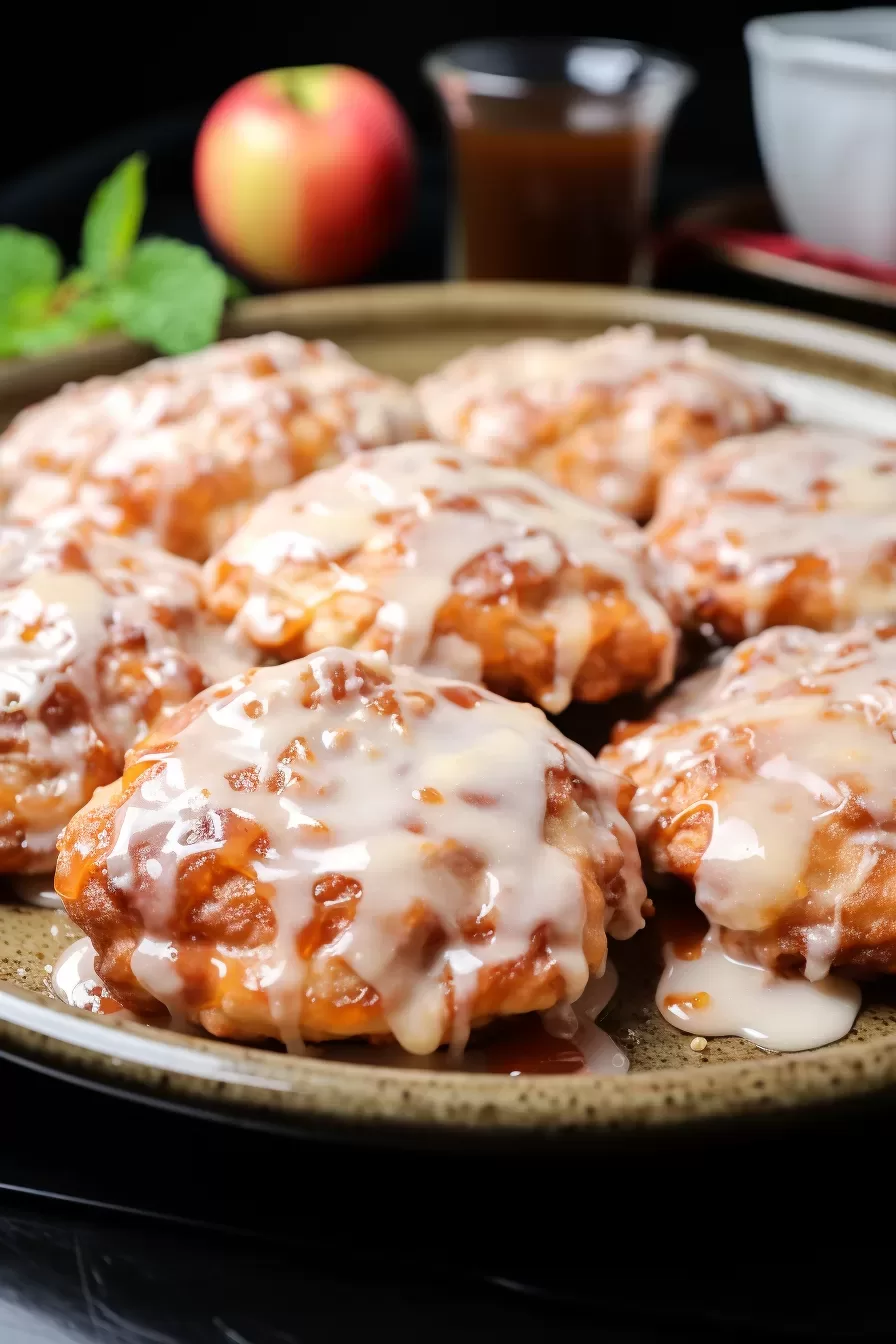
0 283 57 357
15 306 109 355
225 273 250 300
64 268 98 295
81 153 147 282
0 228 61 308
0 322 25 357
3 283 56 326
0 290 116 359
110 237 228 355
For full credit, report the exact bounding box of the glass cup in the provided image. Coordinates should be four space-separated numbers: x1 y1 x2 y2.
424 38 695 284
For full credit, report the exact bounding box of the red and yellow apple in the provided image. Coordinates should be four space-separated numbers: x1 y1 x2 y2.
194 66 415 287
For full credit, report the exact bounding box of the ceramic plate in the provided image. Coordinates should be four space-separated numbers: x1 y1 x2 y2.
2 282 896 1145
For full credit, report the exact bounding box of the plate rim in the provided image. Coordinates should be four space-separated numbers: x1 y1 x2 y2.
1 281 896 404
0 976 891 1137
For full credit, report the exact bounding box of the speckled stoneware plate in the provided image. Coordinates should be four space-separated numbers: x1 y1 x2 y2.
2 282 896 1146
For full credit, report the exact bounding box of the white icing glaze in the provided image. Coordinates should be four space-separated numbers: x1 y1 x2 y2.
52 937 131 1016
0 334 422 555
0 520 216 870
541 961 629 1075
658 925 861 1051
572 958 620 1021
94 648 646 1054
648 426 896 633
50 942 628 1074
418 325 779 515
609 624 896 979
570 1017 630 1075
204 441 675 712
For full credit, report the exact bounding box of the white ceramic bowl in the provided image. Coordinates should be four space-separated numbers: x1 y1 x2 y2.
746 9 896 265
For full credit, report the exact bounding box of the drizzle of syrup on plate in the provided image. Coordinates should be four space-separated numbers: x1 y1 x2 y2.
484 1016 586 1075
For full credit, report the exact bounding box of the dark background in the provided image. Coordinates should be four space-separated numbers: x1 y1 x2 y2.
0 2 860 271
5 4 784 180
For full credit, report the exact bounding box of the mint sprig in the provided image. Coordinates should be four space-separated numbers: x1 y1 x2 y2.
0 155 242 359
81 152 147 282
109 238 229 356
0 228 61 307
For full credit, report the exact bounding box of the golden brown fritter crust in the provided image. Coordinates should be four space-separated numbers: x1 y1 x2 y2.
646 427 896 642
0 334 424 561
57 649 647 1049
0 519 214 871
418 327 784 520
203 442 676 712
601 624 896 978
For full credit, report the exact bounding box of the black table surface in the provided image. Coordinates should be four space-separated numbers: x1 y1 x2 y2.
4 1044 896 1344
4 1045 896 1343
2 117 896 1342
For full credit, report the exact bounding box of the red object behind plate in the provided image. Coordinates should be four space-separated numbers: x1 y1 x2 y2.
698 228 896 288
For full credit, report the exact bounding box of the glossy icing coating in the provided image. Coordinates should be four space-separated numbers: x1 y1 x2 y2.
203 441 676 712
0 519 220 871
0 334 424 561
418 325 783 518
56 647 647 1054
647 426 896 642
603 624 896 983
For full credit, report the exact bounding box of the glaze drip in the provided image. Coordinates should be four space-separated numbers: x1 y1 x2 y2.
658 925 861 1051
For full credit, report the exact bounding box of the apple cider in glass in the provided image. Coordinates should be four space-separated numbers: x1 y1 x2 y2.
425 40 694 284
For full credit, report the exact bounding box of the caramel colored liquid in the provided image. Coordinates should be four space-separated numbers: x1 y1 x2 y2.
453 123 658 283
